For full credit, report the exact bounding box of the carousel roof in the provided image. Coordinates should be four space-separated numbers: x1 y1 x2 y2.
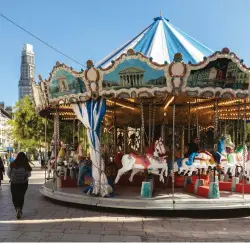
97 16 214 68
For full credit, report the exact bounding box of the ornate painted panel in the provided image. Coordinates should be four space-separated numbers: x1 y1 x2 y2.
48 70 86 100
187 59 249 90
103 59 166 91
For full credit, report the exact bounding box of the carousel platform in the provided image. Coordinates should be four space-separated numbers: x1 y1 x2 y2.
40 181 250 211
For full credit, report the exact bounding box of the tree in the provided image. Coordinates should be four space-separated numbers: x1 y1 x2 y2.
9 96 53 152
9 95 77 152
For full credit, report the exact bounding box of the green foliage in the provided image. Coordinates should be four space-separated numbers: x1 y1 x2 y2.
9 96 53 151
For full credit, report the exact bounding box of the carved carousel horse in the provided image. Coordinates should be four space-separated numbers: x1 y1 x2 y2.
173 150 216 176
114 137 168 184
56 143 68 180
228 145 248 176
214 135 236 175
46 157 56 180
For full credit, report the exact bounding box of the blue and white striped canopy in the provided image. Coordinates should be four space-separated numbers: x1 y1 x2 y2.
97 16 213 68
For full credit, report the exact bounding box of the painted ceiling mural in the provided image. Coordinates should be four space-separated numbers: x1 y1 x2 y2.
48 70 86 100
187 58 250 90
102 59 166 91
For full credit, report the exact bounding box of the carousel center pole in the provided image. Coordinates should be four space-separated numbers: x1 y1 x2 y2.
172 97 176 207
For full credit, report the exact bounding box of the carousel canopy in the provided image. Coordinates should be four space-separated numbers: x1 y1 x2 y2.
97 16 213 68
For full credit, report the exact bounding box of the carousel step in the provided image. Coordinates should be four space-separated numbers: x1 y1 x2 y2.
186 183 195 193
197 186 209 198
236 183 250 193
219 181 232 191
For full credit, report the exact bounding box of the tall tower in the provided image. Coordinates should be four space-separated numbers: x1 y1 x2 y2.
18 44 35 100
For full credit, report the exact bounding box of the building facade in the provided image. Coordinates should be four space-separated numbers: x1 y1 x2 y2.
18 44 35 100
0 103 13 152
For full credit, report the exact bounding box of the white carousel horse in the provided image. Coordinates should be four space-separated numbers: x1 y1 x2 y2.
230 145 249 177
46 157 56 180
215 134 237 175
114 137 168 184
173 151 216 176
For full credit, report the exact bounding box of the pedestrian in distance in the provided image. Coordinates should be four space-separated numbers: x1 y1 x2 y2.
0 157 5 186
7 152 32 219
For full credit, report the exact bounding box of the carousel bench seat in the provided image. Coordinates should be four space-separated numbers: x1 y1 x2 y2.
197 186 209 198
236 183 250 193
186 183 195 193
219 181 232 191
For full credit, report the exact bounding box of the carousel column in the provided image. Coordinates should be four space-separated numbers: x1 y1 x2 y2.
161 123 166 145
113 105 117 155
140 101 153 198
196 104 200 145
148 103 152 144
44 117 48 183
172 98 176 207
77 120 81 143
99 123 103 194
54 106 60 191
232 120 235 145
188 102 191 144
209 100 220 199
180 126 185 158
237 105 240 147
242 99 247 199
124 127 127 154
72 119 75 145
152 103 156 142
140 102 145 154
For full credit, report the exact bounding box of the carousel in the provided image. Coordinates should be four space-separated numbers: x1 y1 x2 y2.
32 15 250 210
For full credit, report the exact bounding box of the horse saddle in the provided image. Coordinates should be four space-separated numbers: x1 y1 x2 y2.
129 153 150 168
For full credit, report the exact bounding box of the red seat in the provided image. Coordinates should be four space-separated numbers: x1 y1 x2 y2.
197 186 209 198
236 183 250 193
186 183 195 193
219 181 232 191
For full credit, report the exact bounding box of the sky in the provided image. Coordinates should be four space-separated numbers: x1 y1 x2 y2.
0 0 250 106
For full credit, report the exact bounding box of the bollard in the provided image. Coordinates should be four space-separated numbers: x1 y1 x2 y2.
194 179 204 194
208 182 220 199
231 177 239 191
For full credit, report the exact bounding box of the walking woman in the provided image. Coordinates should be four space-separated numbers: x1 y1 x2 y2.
7 152 32 219
0 157 5 186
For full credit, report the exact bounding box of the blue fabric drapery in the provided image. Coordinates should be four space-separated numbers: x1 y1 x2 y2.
71 97 112 197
